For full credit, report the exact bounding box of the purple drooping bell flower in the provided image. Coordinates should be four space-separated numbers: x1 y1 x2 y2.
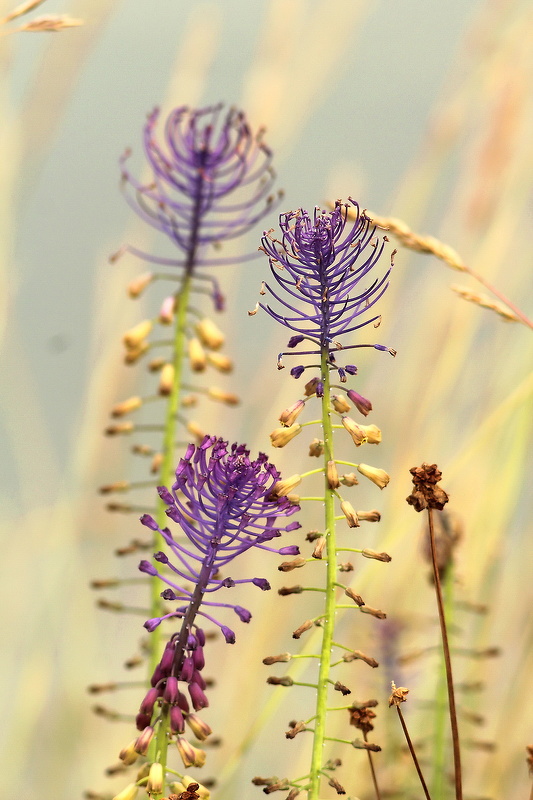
258 200 395 379
119 105 281 309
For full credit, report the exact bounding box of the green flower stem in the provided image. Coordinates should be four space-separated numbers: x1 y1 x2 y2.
335 460 359 468
153 705 170 781
300 468 326 479
298 496 326 502
431 562 455 800
300 419 323 427
308 346 339 800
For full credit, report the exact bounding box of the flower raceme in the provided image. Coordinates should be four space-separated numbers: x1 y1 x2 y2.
135 436 300 735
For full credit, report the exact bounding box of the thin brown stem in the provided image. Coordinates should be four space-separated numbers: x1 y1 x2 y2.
427 507 463 800
396 706 432 800
363 730 382 800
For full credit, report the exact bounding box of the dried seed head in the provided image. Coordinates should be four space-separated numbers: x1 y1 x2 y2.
340 501 359 528
158 363 175 396
112 396 142 417
340 472 359 486
349 706 376 734
406 463 449 511
285 720 306 739
270 424 302 447
188 337 207 371
328 776 346 795
127 272 153 298
308 438 324 457
279 400 305 427
292 619 313 639
345 587 364 606
357 463 390 489
360 605 387 619
362 549 391 562
206 351 233 372
312 536 327 559
388 681 409 707
331 394 350 413
207 387 239 405
123 319 153 349
196 318 225 349
334 681 351 695
327 461 340 489
338 561 354 572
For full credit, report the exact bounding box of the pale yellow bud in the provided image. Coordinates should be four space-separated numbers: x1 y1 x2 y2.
158 363 175 396
150 453 163 474
188 337 207 371
331 394 350 413
357 509 381 522
279 400 305 427
159 295 176 324
186 713 212 741
127 272 153 298
359 424 382 444
357 463 390 489
124 341 149 364
112 783 138 800
341 472 359 486
326 460 340 489
206 351 233 373
207 387 239 405
196 317 225 349
342 416 366 446
269 474 302 498
270 424 302 448
308 438 324 457
111 396 142 417
340 500 360 528
187 421 205 443
146 762 163 794
123 319 153 350
118 740 139 765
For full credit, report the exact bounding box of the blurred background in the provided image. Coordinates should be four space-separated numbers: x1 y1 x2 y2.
1 0 532 798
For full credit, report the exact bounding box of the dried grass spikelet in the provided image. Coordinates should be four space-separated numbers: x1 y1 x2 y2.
206 351 233 372
207 387 239 405
158 363 175 396
13 13 83 31
0 1 46 24
188 337 207 371
196 317 225 349
451 284 520 322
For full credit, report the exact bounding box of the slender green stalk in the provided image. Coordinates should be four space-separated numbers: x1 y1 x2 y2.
432 562 455 800
308 346 338 800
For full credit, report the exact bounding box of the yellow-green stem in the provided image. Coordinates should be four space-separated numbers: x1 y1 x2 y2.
308 348 338 800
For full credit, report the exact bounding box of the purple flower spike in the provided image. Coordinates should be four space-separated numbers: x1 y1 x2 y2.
119 105 282 308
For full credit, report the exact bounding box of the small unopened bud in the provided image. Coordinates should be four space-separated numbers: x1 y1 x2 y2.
158 363 175 396
308 438 324 457
146 762 163 794
123 319 153 350
312 536 327 559
267 676 294 686
181 394 198 407
352 738 381 752
187 421 205 443
279 400 305 427
263 653 292 665
206 351 233 372
132 443 153 455
270 424 302 448
105 422 134 436
339 562 354 572
340 472 359 486
327 461 340 489
331 394 351 413
360 606 387 619
159 295 176 324
306 530 321 542
99 481 130 494
357 509 381 522
134 725 155 755
334 681 351 695
328 777 346 795
112 396 142 417
150 452 163 474
357 463 390 489
118 740 139 765
285 720 306 739
111 784 138 800
362 549 391 562
340 501 359 528
278 556 306 572
196 318 225 349
304 377 319 396
188 337 207 371
343 650 379 668
148 356 165 372
346 389 372 416
388 681 409 706
186 713 212 741
293 619 313 639
124 341 149 364
345 587 365 606
269 474 302 498
286 790 301 800
176 737 206 768
207 387 239 405
278 586 303 596
127 272 153 298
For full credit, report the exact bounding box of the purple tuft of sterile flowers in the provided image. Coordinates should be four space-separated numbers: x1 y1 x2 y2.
119 104 281 309
259 200 395 381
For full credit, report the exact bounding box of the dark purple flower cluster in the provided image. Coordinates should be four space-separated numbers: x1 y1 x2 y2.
258 200 394 379
120 104 281 309
139 437 300 698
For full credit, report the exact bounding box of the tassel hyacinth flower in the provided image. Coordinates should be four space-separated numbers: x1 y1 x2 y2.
254 200 394 799
118 436 301 799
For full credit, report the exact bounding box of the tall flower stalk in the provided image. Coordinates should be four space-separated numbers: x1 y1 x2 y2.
254 202 395 798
